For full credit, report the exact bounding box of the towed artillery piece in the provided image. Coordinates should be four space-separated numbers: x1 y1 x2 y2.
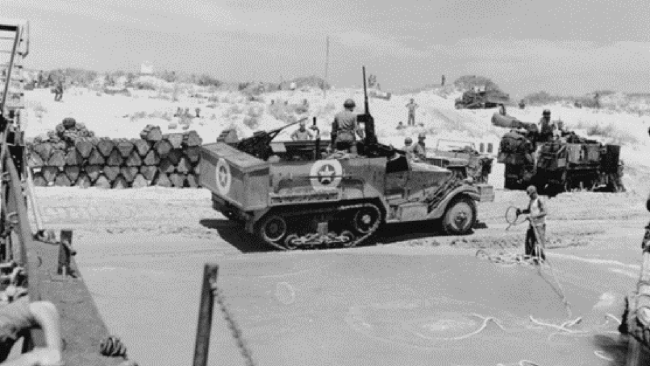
199 67 495 250
455 89 510 109
492 113 625 194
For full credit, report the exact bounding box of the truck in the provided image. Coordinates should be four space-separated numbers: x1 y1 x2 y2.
492 112 625 194
199 67 495 250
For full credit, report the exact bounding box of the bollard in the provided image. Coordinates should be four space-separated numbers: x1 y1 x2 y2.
56 230 75 277
193 264 219 366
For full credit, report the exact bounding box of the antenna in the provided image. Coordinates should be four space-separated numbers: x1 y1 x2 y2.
324 36 329 98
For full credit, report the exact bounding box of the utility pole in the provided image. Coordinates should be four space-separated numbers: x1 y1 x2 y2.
324 35 329 98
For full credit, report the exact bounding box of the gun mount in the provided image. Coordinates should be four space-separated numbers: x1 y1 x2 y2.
233 120 301 161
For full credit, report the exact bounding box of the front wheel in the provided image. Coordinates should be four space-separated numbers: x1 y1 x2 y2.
441 196 477 235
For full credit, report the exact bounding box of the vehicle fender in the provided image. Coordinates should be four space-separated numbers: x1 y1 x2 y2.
426 185 479 220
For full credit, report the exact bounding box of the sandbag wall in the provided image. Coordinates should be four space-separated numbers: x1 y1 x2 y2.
27 123 203 188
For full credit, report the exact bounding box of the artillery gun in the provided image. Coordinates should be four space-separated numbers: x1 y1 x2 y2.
201 67 494 250
492 112 625 194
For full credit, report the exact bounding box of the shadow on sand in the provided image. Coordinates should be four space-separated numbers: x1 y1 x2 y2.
591 334 649 366
200 218 489 253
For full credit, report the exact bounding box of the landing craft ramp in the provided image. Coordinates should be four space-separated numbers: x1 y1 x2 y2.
78 239 647 366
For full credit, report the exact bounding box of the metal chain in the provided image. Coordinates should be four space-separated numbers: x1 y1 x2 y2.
210 281 257 366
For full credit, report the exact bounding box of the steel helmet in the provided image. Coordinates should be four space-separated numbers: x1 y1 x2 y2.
526 185 537 195
405 137 413 144
543 109 551 116
343 99 356 108
418 132 426 139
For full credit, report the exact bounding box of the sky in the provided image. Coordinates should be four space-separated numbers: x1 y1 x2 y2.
4 0 650 97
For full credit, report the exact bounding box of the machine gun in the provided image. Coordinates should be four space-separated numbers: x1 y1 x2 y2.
235 120 301 161
355 66 401 160
357 66 378 145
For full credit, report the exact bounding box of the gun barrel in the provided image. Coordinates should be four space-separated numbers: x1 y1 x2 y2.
362 66 369 114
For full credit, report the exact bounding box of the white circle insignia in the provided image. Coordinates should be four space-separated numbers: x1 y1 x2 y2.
310 160 343 190
215 158 232 195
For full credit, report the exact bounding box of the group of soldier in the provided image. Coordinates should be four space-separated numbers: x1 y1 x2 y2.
290 98 431 161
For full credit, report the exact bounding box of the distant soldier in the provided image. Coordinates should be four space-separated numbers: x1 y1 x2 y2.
396 121 405 130
516 185 547 262
37 70 44 88
402 137 414 160
53 80 64 102
331 99 363 153
519 99 526 109
195 107 201 118
291 120 314 141
441 74 446 86
594 92 601 109
406 98 419 126
413 133 427 161
538 109 553 142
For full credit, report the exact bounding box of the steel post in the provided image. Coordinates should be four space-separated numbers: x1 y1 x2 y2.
193 264 219 366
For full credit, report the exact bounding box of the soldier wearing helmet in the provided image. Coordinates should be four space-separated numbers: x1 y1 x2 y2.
412 132 427 161
402 137 415 161
331 99 363 154
516 185 547 263
539 109 553 142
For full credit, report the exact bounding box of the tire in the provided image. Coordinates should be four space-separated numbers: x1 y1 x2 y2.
257 214 288 244
442 196 477 235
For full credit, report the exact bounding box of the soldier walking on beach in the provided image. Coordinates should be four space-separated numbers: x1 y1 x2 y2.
53 80 64 102
516 185 547 263
406 98 419 126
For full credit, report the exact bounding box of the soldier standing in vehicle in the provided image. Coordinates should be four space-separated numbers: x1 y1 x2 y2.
413 133 427 161
516 185 547 262
402 137 415 160
331 99 363 154
291 119 314 141
406 98 419 126
539 109 553 142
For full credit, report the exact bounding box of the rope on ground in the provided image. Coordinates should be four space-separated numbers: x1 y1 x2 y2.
593 350 614 361
605 313 621 325
439 313 506 341
529 315 586 334
213 288 257 366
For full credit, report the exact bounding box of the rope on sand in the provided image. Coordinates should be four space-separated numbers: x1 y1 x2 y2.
605 313 621 325
439 313 506 341
593 350 614 361
530 315 586 334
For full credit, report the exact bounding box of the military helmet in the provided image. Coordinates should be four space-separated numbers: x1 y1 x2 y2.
418 132 426 139
405 137 413 144
526 185 537 195
543 109 551 116
343 99 356 108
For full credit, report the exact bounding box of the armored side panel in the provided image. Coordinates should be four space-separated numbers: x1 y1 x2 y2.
268 157 387 206
200 142 270 211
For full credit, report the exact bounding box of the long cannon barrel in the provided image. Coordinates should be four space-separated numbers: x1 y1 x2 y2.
491 113 538 133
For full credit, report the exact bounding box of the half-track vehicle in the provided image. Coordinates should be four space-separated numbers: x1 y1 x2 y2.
492 113 625 193
455 89 510 109
427 139 493 184
200 67 495 250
